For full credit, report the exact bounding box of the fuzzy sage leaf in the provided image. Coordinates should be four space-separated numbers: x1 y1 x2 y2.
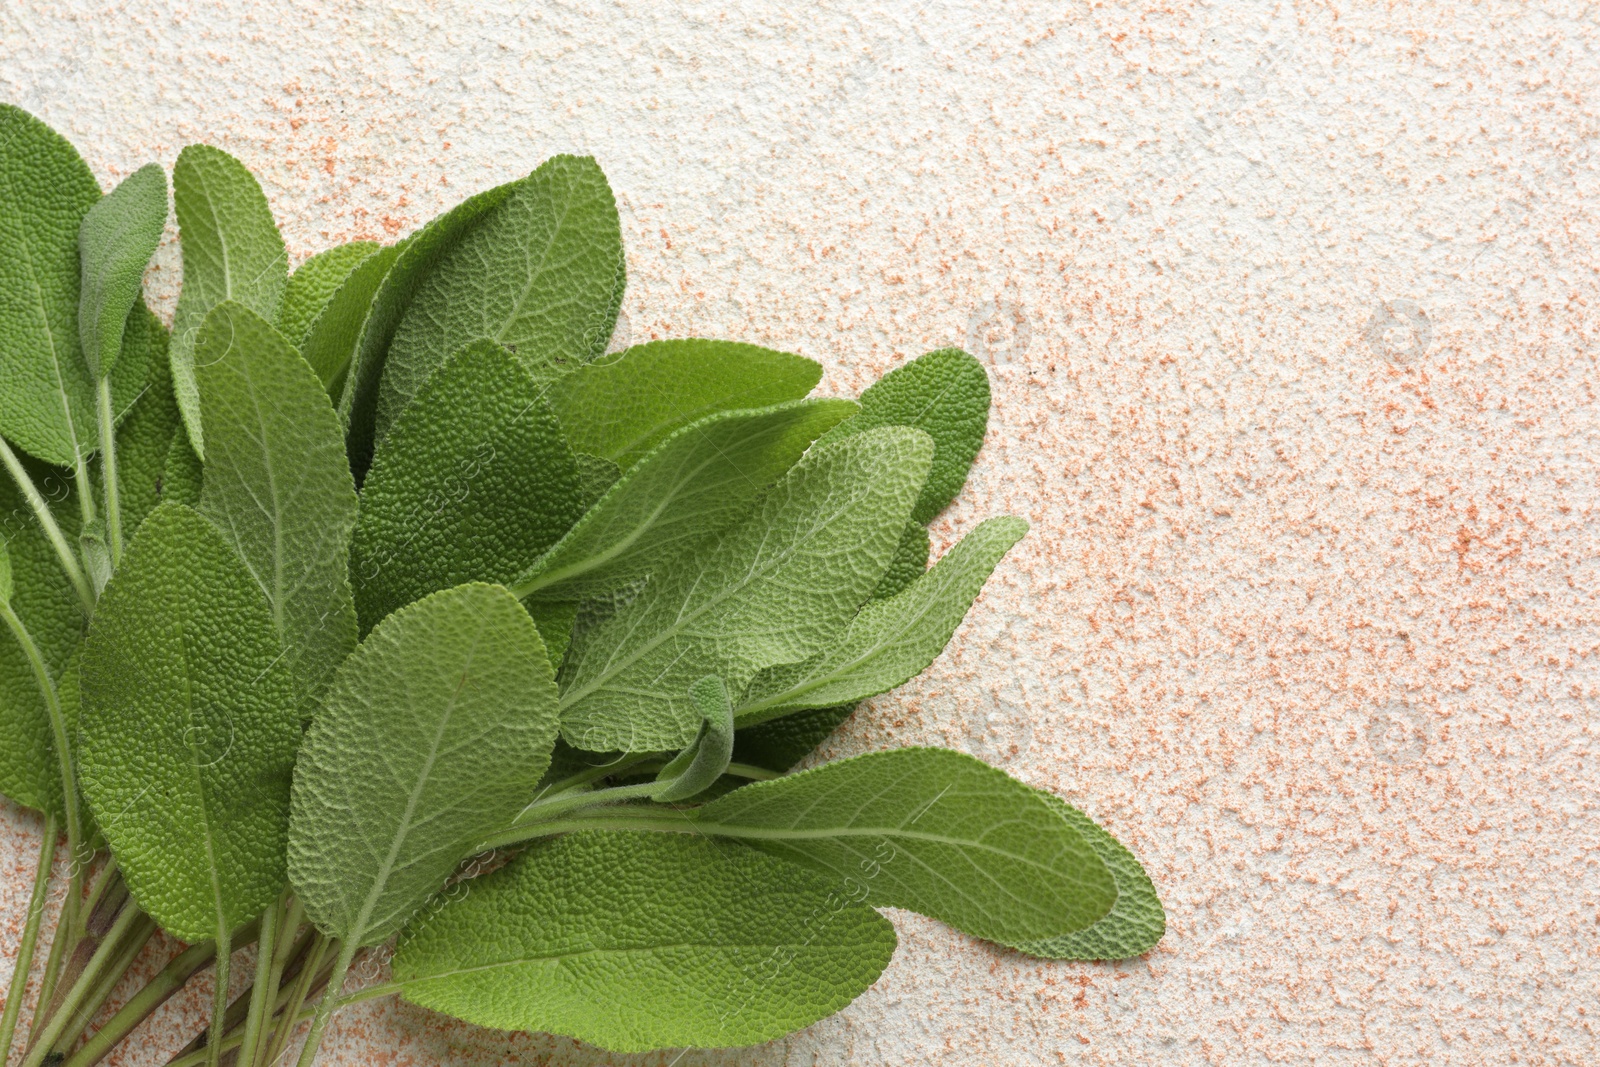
559 426 933 752
277 240 381 351
690 747 1116 943
351 340 583 632
391 831 895 1052
546 339 824 469
0 105 107 468
77 163 167 381
194 301 359 711
514 398 856 601
169 144 288 459
374 155 624 446
822 347 990 524
1010 792 1166 960
651 675 734 803
288 582 559 947
79 503 298 943
738 515 1028 723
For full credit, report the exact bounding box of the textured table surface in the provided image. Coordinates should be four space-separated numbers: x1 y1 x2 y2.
2 2 1597 1064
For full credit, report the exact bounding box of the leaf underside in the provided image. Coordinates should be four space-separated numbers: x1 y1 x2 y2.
692 747 1117 944
289 582 559 946
169 143 288 458
194 301 359 712
558 426 933 753
393 830 896 1053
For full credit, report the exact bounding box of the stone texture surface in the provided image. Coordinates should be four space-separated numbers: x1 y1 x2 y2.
2 1 1598 1064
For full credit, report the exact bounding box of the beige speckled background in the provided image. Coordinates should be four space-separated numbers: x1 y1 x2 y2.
3 1 1598 1063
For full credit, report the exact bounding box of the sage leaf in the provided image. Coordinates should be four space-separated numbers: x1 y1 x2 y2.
0 467 84 818
194 301 359 709
559 426 933 753
825 348 990 524
737 516 1027 723
1011 793 1166 960
546 339 825 469
160 433 203 506
337 182 515 477
78 503 298 943
277 240 380 350
94 301 176 535
513 398 856 601
870 521 930 600
374 155 624 445
651 675 734 803
391 830 895 1052
524 600 577 673
76 163 167 380
288 583 559 946
731 703 856 773
169 145 288 459
352 340 583 632
692 747 1116 943
0 104 103 468
571 452 619 510
299 243 400 397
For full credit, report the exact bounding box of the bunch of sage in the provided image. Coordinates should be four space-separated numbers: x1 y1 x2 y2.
0 104 1163 1066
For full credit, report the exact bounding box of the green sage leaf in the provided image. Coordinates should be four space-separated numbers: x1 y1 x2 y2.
825 348 990 524
1011 793 1166 960
0 460 84 817
693 747 1115 943
731 703 856 774
351 340 583 632
288 583 559 946
299 243 400 397
391 830 895 1052
737 516 1027 723
514 398 856 601
559 426 933 752
95 301 176 535
169 144 288 459
194 301 359 709
0 105 103 468
78 503 298 942
337 182 516 477
160 432 203 506
870 521 930 600
76 163 167 380
374 155 624 445
546 339 824 469
277 240 380 350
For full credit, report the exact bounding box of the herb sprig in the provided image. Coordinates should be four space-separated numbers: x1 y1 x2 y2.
0 103 1163 1066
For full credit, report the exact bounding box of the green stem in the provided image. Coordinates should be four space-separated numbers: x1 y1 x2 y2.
0 602 84 861
292 940 354 1067
0 815 57 1063
530 753 653 804
94 378 121 567
0 437 94 612
512 778 662 827
31 863 80 1033
205 926 230 1067
48 913 155 1057
75 860 119 945
19 902 142 1067
260 934 327 1067
234 899 280 1067
162 1005 316 1067
57 931 224 1067
481 805 697 851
